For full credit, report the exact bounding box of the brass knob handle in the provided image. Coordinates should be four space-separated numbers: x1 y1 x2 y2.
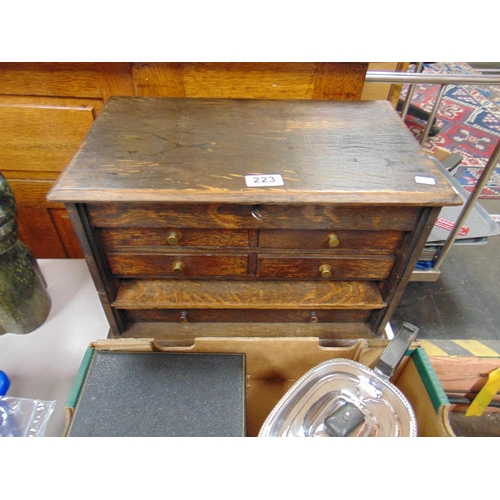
167 231 179 245
319 264 332 278
328 232 340 248
173 261 185 274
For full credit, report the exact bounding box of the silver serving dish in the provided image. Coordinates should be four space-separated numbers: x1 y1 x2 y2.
259 323 419 437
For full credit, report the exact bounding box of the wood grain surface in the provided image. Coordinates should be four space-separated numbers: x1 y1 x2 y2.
313 62 367 100
258 229 404 252
0 63 102 98
113 280 386 310
107 253 249 277
99 227 249 249
124 308 372 323
121 321 374 339
133 62 186 97
7 179 83 258
256 255 395 279
87 203 420 231
16 206 68 258
48 97 460 206
96 63 135 102
0 97 100 173
130 62 367 100
430 356 500 396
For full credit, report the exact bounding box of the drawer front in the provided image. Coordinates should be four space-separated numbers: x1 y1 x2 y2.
87 203 419 231
258 229 404 253
256 255 395 279
99 227 249 250
124 308 373 323
107 254 249 277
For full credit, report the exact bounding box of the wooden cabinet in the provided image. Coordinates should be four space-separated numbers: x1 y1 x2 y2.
0 96 103 258
48 97 460 339
0 62 369 258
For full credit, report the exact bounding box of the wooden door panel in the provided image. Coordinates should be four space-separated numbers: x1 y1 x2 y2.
6 178 83 258
50 208 84 258
0 63 102 98
16 206 67 259
0 98 100 174
130 62 368 100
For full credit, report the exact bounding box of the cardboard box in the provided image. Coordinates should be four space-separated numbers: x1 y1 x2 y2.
64 337 451 437
430 356 500 437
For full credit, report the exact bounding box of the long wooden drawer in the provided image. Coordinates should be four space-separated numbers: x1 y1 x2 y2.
256 255 395 279
112 280 387 310
124 308 374 323
107 254 249 277
87 203 420 231
99 227 249 249
258 229 404 253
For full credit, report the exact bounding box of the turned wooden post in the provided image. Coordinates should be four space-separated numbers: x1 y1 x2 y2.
0 173 51 334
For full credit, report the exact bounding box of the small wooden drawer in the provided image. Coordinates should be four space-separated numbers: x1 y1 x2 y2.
87 203 419 231
258 229 404 253
107 253 249 277
98 227 249 249
124 308 374 323
256 255 395 279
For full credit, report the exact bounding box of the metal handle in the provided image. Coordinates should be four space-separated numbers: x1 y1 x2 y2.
179 311 188 323
374 322 419 380
328 233 340 248
309 311 318 323
251 205 263 221
167 231 179 245
319 264 332 278
173 261 185 274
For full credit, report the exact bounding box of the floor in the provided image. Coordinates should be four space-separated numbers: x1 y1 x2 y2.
392 198 500 343
392 62 500 348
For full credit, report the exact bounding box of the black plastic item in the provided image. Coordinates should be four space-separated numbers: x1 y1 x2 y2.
396 100 441 137
324 402 366 437
67 351 246 437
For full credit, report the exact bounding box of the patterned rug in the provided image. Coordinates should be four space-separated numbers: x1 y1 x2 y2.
401 62 500 199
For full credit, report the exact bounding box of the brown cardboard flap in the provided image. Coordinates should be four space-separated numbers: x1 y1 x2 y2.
92 337 369 380
398 359 450 437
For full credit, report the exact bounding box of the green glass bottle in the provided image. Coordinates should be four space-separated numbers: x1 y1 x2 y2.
0 172 51 334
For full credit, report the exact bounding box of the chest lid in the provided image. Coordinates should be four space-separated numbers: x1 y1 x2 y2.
48 97 460 206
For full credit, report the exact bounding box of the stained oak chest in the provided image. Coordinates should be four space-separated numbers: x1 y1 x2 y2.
48 97 460 340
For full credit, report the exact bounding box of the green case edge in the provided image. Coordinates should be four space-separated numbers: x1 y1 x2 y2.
66 348 95 409
412 347 450 411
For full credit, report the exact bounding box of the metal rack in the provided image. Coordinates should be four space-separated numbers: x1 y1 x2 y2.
365 68 500 282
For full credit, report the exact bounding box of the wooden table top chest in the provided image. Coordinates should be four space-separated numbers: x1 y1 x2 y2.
48 97 460 340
